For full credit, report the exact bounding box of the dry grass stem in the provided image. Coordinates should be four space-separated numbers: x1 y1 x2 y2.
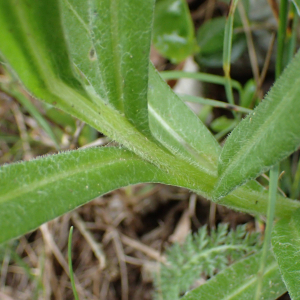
71 211 106 269
120 234 166 263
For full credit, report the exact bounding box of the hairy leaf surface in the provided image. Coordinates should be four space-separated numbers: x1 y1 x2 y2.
0 0 180 175
272 208 300 299
0 147 173 244
148 64 220 175
214 49 300 199
61 0 154 135
181 251 285 300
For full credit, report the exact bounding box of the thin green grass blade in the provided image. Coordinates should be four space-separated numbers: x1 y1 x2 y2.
181 251 286 300
180 94 252 114
0 147 173 244
272 208 300 300
68 226 80 300
213 50 300 199
276 0 288 78
160 71 242 97
1 84 60 150
292 0 300 15
255 164 279 300
223 0 239 107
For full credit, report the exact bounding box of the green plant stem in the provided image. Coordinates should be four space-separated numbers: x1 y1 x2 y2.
286 3 298 64
255 164 279 300
160 70 243 99
68 226 79 300
276 0 289 78
179 94 252 114
223 0 239 108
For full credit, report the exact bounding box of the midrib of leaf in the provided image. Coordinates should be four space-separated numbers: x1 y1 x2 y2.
148 104 216 175
222 261 278 300
218 77 300 190
64 0 90 33
0 154 144 205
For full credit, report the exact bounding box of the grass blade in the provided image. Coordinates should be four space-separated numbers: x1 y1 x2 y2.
255 164 279 300
68 226 80 300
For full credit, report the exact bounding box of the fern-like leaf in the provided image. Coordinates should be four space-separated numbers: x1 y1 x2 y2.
154 223 260 300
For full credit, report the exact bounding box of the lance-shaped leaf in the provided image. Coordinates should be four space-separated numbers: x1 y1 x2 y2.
0 147 175 244
148 64 220 175
213 49 300 199
181 251 286 300
0 0 174 171
60 0 154 135
0 0 110 137
272 208 300 299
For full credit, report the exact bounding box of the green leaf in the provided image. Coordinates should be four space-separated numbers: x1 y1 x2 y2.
148 64 220 175
181 251 286 300
0 147 173 244
213 49 300 199
153 0 196 63
272 208 300 299
292 0 300 16
0 0 107 136
0 0 176 173
240 79 257 108
155 224 260 300
195 17 246 68
60 0 154 135
210 116 236 133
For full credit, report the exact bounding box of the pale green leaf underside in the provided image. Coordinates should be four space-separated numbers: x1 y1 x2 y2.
214 49 300 199
0 147 174 244
272 208 300 299
181 251 285 300
148 64 220 175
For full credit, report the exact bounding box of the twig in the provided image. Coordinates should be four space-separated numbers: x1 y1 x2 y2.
238 1 260 85
71 211 106 269
120 234 166 263
266 0 279 22
70 120 85 149
111 230 129 300
79 137 109 149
